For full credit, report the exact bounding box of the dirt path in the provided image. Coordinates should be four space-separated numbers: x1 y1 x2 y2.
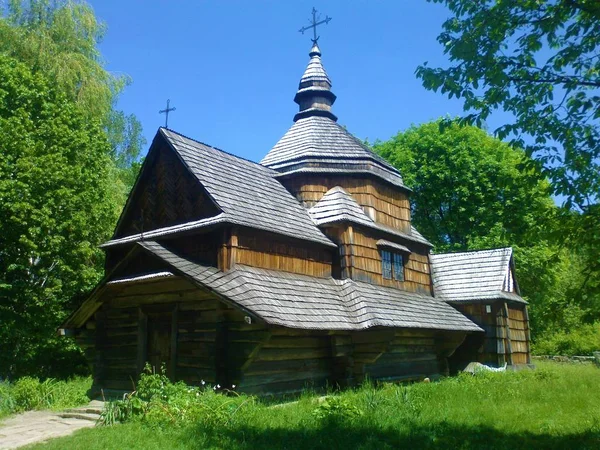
0 401 103 449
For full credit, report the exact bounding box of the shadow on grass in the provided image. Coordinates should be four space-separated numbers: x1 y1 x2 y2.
185 420 600 450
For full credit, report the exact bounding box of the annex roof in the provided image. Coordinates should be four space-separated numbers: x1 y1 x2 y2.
102 128 335 248
139 241 481 332
430 247 526 304
260 116 406 189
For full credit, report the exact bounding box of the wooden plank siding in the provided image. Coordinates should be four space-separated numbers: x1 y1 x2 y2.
282 175 412 232
508 305 530 365
233 228 333 278
451 302 531 367
114 143 220 239
348 227 432 294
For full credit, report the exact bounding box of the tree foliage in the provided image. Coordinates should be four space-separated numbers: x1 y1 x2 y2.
417 0 600 210
374 121 598 339
0 0 145 169
0 55 121 377
375 121 554 250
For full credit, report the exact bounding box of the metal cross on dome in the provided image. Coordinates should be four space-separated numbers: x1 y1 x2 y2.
299 7 332 44
159 99 176 128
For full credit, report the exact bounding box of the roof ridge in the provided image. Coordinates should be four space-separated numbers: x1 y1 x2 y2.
431 247 513 256
160 127 276 174
330 120 400 172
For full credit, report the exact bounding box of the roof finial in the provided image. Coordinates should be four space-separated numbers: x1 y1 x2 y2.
159 99 176 128
298 7 332 45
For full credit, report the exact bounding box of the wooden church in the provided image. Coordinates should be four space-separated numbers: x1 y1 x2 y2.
60 39 531 395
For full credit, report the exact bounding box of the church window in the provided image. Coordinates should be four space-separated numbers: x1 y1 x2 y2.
382 250 405 281
382 250 392 279
393 253 404 281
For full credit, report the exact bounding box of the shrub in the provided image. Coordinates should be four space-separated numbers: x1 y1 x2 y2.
312 396 363 423
0 376 90 415
533 322 600 356
100 364 252 429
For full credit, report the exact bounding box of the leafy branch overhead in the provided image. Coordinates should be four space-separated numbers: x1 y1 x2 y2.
417 0 600 209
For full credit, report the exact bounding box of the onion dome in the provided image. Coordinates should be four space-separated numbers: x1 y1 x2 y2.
293 42 337 122
261 44 407 191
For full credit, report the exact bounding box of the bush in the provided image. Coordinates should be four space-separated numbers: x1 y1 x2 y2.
0 376 90 417
312 396 363 423
100 364 252 429
533 322 600 356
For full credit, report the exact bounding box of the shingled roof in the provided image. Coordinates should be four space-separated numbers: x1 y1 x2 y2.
102 128 335 248
261 42 406 190
430 248 526 304
139 241 481 332
308 186 375 227
307 186 432 247
261 116 406 189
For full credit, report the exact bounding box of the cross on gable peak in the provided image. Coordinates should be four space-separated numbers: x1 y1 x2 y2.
159 99 176 128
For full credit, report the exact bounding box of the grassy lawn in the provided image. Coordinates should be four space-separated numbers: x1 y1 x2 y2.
29 361 600 450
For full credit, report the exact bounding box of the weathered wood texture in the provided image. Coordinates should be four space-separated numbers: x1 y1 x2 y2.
358 329 464 382
342 227 432 293
87 278 471 395
238 328 332 395
115 144 220 239
162 231 221 267
452 302 530 367
282 175 411 232
233 228 333 277
93 277 215 390
507 305 530 365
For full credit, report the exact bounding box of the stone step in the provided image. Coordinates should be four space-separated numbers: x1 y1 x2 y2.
63 407 104 415
57 412 101 422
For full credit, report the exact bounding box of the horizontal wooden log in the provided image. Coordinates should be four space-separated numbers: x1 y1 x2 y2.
241 369 331 388
352 330 395 344
366 359 439 379
244 358 329 376
240 377 329 395
255 347 330 361
227 330 271 343
176 357 214 370
263 336 329 349
177 331 217 343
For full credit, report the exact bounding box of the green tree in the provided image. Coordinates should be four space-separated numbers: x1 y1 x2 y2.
375 121 554 250
416 0 599 210
373 121 579 337
0 0 145 174
416 0 600 328
0 54 120 377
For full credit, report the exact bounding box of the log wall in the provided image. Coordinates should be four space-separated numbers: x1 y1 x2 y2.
91 277 219 390
238 328 332 395
357 329 465 382
85 277 472 395
282 175 411 232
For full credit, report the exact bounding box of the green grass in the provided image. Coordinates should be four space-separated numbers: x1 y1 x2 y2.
0 376 91 419
29 362 600 450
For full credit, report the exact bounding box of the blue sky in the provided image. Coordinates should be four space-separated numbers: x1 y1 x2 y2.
89 1 498 162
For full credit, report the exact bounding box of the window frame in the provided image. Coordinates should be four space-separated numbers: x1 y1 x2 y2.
381 250 406 281
382 250 393 280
